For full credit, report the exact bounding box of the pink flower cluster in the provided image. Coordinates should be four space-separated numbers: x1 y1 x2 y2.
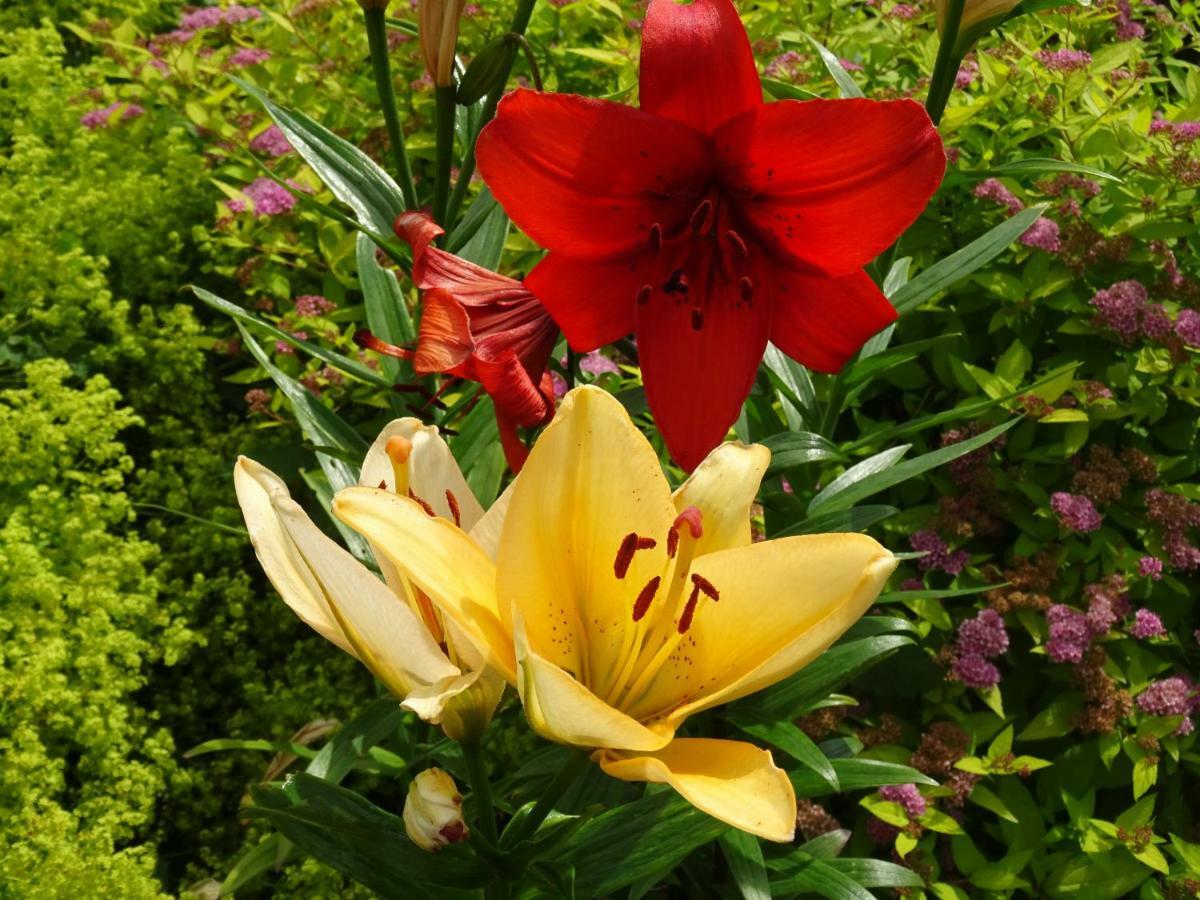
1177 309 1200 346
910 531 969 576
250 124 292 157
1129 608 1166 639
228 47 271 68
1146 489 1200 570
973 178 1023 214
886 3 918 18
1050 492 1102 533
580 351 621 377
763 50 808 81
1083 575 1129 634
1138 556 1163 580
1036 49 1093 72
226 178 297 216
1088 280 1175 341
181 4 261 30
880 784 927 818
956 60 979 90
80 102 144 130
953 608 1009 689
294 294 335 317
1113 0 1145 39
1150 113 1200 145
1136 677 1198 734
1046 604 1093 663
973 179 1061 253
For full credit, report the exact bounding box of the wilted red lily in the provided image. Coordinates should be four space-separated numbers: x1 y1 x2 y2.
476 0 945 470
358 211 559 471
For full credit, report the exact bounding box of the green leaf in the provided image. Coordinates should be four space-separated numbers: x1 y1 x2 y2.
557 790 729 896
447 187 511 270
804 33 865 98
967 784 1017 823
764 431 844 474
1018 694 1084 740
1132 757 1157 800
811 420 1017 514
796 830 851 859
976 157 1123 184
792 759 936 798
183 738 317 760
761 77 821 100
742 634 913 720
193 286 391 387
777 505 899 537
877 584 1000 604
247 774 486 896
356 233 414 385
731 719 839 791
1043 849 1151 899
221 833 289 895
306 698 404 784
826 858 924 888
719 830 771 900
806 445 910 515
889 206 1049 314
763 344 818 430
234 76 406 237
770 853 875 899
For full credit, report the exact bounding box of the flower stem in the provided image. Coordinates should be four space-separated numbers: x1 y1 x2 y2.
362 6 418 211
445 0 539 224
434 84 458 227
925 0 966 126
504 748 590 847
461 740 499 846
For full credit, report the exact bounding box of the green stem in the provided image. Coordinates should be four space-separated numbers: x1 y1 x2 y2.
924 0 965 126
461 740 499 846
445 0 539 224
434 84 458 227
506 749 590 846
362 6 418 210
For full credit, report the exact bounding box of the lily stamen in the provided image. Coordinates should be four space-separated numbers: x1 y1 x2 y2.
386 435 413 497
632 576 661 621
445 489 461 527
409 490 436 517
614 532 657 579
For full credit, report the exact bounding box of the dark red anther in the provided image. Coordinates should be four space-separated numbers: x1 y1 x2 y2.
614 533 656 579
445 489 461 527
637 284 653 306
690 307 704 331
691 573 720 601
354 328 414 360
739 277 754 302
632 575 661 621
726 229 748 258
649 223 663 252
378 480 388 490
689 199 713 235
663 269 689 295
409 490 436 517
667 526 680 559
677 583 702 633
672 505 704 539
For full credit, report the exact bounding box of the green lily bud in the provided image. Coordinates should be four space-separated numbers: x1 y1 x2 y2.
457 36 519 105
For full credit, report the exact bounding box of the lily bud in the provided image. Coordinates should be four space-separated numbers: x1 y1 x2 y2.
357 0 390 10
457 36 518 105
403 769 470 851
419 0 468 87
934 0 1021 42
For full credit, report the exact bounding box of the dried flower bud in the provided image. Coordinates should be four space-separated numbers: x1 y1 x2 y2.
403 768 469 851
419 0 468 87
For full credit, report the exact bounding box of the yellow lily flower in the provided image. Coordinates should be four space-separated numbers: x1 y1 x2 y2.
233 418 506 742
333 388 897 841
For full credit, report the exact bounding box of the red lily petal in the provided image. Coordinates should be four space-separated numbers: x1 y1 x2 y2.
640 0 762 135
477 89 714 260
496 411 530 473
474 350 554 429
714 98 945 277
412 289 475 376
524 252 642 351
636 260 771 472
768 267 897 373
397 211 531 303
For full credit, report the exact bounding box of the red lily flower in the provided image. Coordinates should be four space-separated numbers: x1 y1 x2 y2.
475 0 945 470
367 211 559 471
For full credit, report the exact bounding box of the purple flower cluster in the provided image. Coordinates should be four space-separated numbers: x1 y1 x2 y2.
1138 556 1163 580
580 351 621 377
294 295 335 317
1150 113 1200 145
1146 489 1200 570
911 531 970 576
181 3 261 30
1046 604 1092 663
226 177 297 216
1050 492 1102 533
880 784 927 818
1036 49 1093 72
228 47 271 68
250 124 292 157
1129 608 1166 639
886 3 918 18
953 609 1008 689
956 60 979 90
839 58 864 72
763 51 808 81
1019 217 1062 253
80 102 144 130
1113 0 1145 39
1136 677 1198 734
1176 309 1200 346
1088 280 1168 340
973 178 1023 214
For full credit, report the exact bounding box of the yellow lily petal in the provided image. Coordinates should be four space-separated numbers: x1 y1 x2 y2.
468 480 514 562
359 418 484 529
672 442 771 559
497 386 675 699
515 614 672 752
402 667 506 742
626 534 896 726
234 457 353 654
597 738 797 842
333 486 516 683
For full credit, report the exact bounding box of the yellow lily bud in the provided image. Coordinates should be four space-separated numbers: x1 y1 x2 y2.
419 0 468 87
403 769 469 851
935 0 1021 36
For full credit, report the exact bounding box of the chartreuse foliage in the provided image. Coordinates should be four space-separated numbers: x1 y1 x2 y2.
3 0 1199 895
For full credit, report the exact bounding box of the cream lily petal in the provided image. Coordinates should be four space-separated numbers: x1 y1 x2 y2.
333 486 516 683
497 386 675 699
401 666 505 735
234 457 353 655
515 614 672 752
597 738 797 842
626 534 897 726
359 418 485 528
468 480 515 562
672 441 771 559
276 489 461 698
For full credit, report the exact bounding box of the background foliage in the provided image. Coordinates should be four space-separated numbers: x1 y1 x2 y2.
1 0 1197 896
